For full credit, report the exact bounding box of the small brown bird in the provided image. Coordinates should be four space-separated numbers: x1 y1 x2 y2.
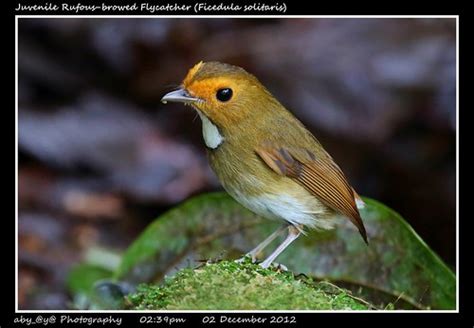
162 61 368 268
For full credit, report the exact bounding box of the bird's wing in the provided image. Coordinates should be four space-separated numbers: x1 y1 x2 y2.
255 141 368 244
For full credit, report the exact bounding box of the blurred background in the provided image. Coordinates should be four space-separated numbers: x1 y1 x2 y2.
17 18 456 309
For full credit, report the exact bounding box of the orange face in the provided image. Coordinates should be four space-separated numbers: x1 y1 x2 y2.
163 61 277 129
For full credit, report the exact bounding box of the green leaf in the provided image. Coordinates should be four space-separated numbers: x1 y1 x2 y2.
66 247 125 310
114 192 262 283
67 264 113 309
67 264 112 296
115 192 456 310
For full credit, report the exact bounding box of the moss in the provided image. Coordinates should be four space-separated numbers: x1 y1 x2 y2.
126 260 370 310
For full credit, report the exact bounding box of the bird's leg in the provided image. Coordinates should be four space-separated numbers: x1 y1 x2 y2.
259 225 302 269
235 224 288 263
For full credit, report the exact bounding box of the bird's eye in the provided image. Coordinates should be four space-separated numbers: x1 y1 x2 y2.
216 88 233 102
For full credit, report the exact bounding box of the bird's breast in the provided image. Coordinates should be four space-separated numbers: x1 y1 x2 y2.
207 144 334 230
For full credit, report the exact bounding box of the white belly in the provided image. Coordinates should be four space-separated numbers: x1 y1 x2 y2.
227 185 335 231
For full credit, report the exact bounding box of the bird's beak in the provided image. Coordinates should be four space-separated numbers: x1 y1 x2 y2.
161 88 201 104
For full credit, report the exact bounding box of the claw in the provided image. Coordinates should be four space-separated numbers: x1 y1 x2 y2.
259 262 288 271
234 254 256 264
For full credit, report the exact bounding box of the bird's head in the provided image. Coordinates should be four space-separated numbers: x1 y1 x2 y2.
161 61 280 129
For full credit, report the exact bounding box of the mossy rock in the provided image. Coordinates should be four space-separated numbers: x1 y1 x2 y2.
126 260 371 310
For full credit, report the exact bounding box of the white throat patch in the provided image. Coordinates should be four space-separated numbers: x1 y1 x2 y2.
196 111 224 149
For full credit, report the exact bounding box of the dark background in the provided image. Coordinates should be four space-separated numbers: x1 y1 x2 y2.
17 18 456 309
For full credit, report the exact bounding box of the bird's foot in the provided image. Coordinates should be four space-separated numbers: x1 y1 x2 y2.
234 254 257 264
259 261 288 271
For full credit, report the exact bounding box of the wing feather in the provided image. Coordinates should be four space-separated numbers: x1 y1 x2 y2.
255 142 368 244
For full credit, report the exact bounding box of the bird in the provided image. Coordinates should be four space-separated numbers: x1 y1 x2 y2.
161 61 368 269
